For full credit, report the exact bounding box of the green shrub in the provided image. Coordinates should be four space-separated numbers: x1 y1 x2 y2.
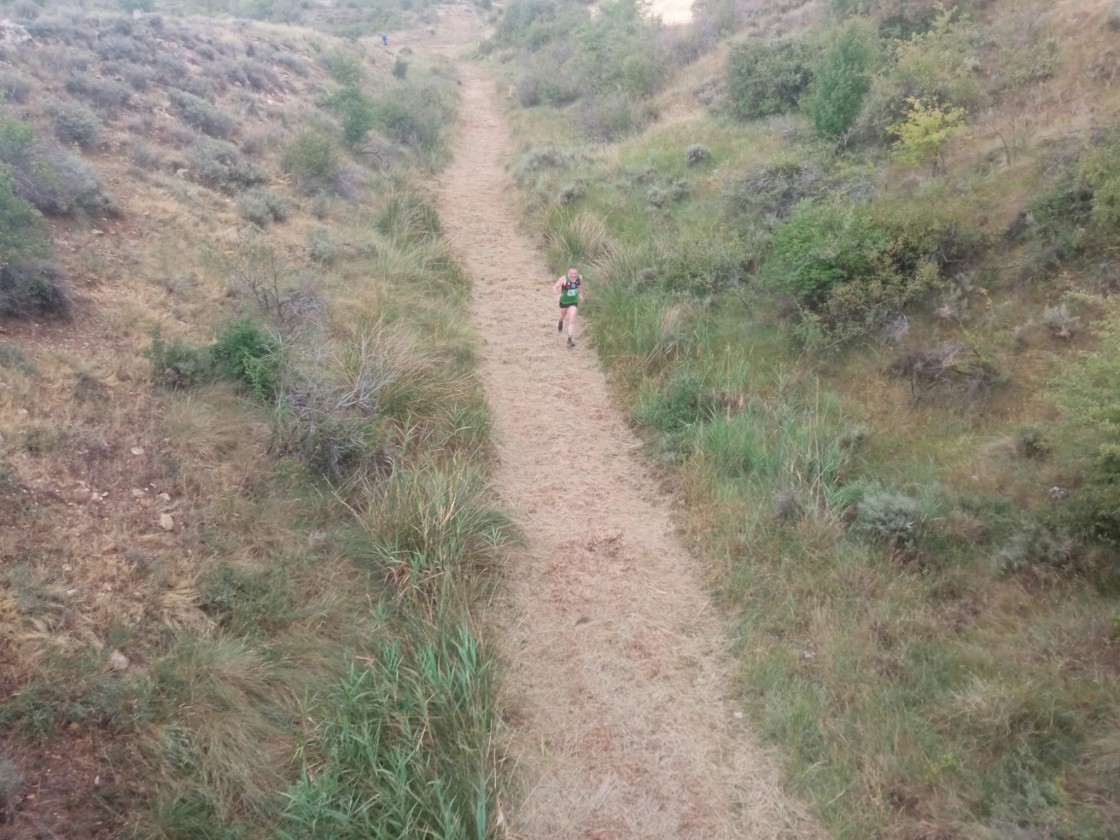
64 74 132 113
15 144 120 217
726 157 833 229
309 228 336 265
632 369 717 432
764 196 978 342
392 58 408 79
146 326 213 389
1080 133 1120 231
851 488 924 547
372 84 451 155
211 317 282 401
994 523 1075 579
47 100 102 150
804 19 879 140
577 91 655 141
726 37 815 121
659 235 745 297
236 187 290 227
1053 313 1120 543
281 130 341 194
0 72 32 104
170 89 237 139
199 564 295 636
0 259 70 318
886 7 980 109
329 86 376 147
0 166 47 267
328 52 363 86
188 138 266 190
763 201 889 309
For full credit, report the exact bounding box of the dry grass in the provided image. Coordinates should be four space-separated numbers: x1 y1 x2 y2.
0 6 450 835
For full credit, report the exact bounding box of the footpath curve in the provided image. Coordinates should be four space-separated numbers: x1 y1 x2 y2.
428 9 825 838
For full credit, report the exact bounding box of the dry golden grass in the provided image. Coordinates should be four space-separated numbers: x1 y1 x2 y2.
0 8 414 834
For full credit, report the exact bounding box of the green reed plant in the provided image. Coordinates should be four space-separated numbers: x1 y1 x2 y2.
281 618 498 840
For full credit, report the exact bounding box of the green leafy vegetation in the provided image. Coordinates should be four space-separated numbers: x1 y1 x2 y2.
495 0 1120 835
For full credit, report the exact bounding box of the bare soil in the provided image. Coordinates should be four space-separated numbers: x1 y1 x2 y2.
429 7 824 839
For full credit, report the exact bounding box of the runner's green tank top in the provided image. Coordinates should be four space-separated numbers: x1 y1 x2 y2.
560 276 581 306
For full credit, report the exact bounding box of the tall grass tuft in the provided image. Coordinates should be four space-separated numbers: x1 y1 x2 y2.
545 210 617 272
281 620 499 840
348 457 512 605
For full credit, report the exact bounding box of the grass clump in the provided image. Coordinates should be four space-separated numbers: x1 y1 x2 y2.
281 623 499 840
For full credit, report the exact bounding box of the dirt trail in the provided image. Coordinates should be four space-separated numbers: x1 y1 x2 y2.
428 8 824 839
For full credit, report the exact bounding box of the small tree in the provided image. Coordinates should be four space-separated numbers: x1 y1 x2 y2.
0 167 45 266
804 19 878 141
890 97 967 173
726 38 814 121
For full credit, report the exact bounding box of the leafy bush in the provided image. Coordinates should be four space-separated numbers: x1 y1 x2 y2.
64 74 132 113
0 73 32 104
726 37 815 121
632 369 717 432
329 86 376 147
764 201 889 309
886 8 980 107
889 97 967 172
147 319 281 398
328 52 363 86
726 157 834 229
47 100 102 149
237 187 290 227
1053 313 1120 543
169 89 237 139
659 235 745 297
851 488 924 547
764 196 981 342
577 91 655 142
211 317 282 400
0 166 46 266
146 326 213 389
804 19 878 140
188 138 266 190
371 82 452 155
281 130 341 194
0 259 71 318
13 144 120 217
309 228 335 265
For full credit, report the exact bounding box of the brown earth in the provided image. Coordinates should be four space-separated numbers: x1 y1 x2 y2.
429 7 824 839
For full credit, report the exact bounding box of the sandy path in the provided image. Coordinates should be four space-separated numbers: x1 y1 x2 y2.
428 8 824 839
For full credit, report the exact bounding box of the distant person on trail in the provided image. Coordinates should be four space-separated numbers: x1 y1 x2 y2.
381 33 389 46
553 267 585 348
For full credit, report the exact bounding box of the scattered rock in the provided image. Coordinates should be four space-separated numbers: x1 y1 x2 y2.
159 513 174 530
130 446 145 456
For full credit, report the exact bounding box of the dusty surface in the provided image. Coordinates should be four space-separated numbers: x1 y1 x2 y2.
431 7 823 839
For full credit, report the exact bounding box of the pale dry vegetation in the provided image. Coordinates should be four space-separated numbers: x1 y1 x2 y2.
1 3 504 837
